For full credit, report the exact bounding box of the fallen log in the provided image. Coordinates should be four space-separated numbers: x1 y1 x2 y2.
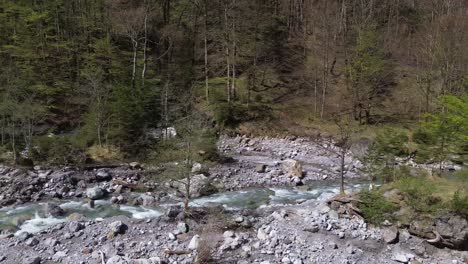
163 249 192 255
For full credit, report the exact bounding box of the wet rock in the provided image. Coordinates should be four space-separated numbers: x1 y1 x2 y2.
166 206 182 218
171 174 217 198
86 187 105 200
69 221 85 233
383 226 399 244
68 213 84 221
44 203 65 217
137 194 155 207
17 231 32 241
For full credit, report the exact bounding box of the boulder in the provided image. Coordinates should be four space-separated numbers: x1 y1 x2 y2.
129 162 141 169
283 159 304 178
435 214 468 250
109 221 127 235
44 203 65 217
177 222 189 233
107 255 132 264
255 164 267 173
17 231 32 241
171 174 218 198
96 170 112 181
25 237 39 247
166 206 182 218
86 187 105 200
191 162 208 175
69 221 85 233
382 226 399 244
24 256 41 264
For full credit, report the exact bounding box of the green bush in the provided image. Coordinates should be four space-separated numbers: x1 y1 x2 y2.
212 102 271 128
373 127 410 157
31 135 87 165
396 177 442 213
450 191 468 218
359 189 398 225
412 128 435 145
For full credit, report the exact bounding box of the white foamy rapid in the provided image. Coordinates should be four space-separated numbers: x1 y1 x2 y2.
119 206 163 219
15 212 66 235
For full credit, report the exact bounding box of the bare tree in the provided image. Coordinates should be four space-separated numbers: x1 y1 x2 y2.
315 114 359 194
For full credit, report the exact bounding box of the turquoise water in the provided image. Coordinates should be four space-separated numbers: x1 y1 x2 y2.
0 180 372 235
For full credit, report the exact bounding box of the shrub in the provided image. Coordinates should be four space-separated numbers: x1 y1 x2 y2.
396 177 442 213
359 189 398 225
31 135 86 165
450 191 468 218
412 128 435 145
87 145 123 163
212 102 272 128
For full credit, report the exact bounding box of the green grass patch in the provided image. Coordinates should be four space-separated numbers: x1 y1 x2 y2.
359 189 398 225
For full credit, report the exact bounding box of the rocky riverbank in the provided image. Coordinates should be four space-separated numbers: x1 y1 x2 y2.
0 135 466 263
0 199 466 263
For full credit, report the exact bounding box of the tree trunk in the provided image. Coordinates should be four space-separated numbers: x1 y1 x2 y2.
340 150 346 195
224 4 231 103
132 38 138 89
204 1 209 103
141 11 148 86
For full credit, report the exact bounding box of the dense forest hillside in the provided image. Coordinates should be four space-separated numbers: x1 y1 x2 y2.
1 1 468 263
0 0 467 164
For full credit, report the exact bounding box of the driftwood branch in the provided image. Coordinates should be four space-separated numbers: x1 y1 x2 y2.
163 249 193 255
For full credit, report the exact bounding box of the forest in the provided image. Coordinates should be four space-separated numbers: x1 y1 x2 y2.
0 0 467 165
0 1 468 263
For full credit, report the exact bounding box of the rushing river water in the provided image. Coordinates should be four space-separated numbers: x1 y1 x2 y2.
0 180 372 235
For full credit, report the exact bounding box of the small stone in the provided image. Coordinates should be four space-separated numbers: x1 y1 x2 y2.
234 216 244 223
223 231 235 238
168 233 176 241
25 237 39 247
177 222 189 233
17 232 32 241
69 221 85 233
338 232 345 239
256 164 267 173
109 221 127 235
281 257 292 264
53 251 67 261
188 235 200 250
257 228 268 240
393 251 409 263
382 226 399 244
129 162 141 169
82 248 93 254
25 256 41 264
